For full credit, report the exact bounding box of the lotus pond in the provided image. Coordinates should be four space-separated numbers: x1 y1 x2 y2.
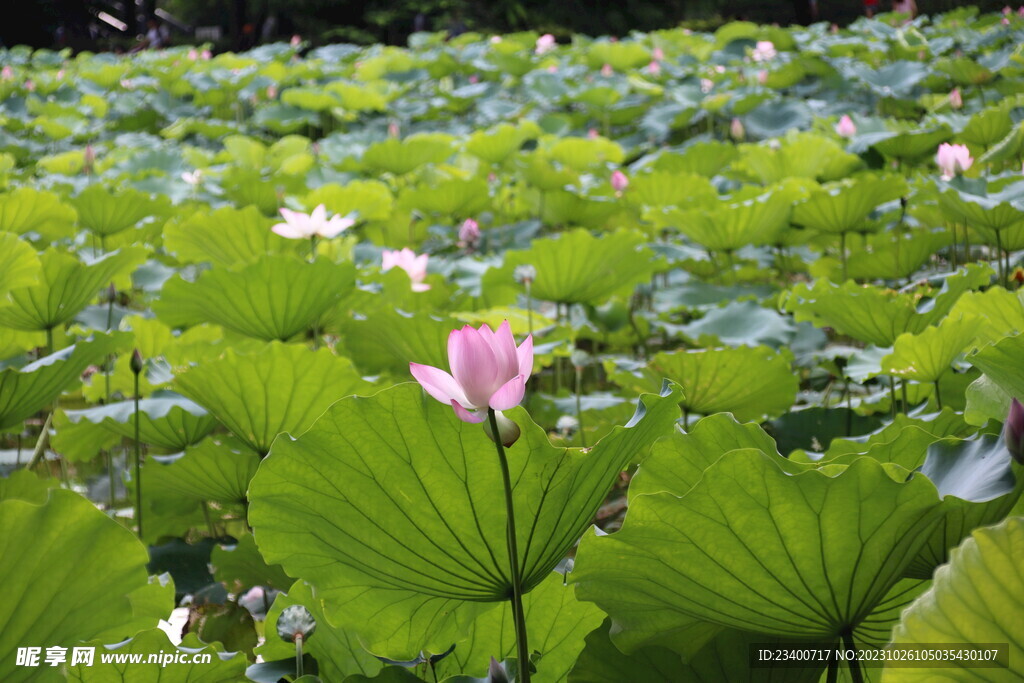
2 7 1024 683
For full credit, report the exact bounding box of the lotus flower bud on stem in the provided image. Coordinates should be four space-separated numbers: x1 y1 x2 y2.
130 349 144 375
730 118 745 141
611 170 628 194
835 115 856 138
1006 398 1024 464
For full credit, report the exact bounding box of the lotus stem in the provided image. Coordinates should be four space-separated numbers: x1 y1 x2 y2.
295 634 304 678
842 630 864 683
933 380 942 410
826 655 839 683
26 412 53 471
889 377 898 419
133 366 143 540
995 229 1004 284
839 232 848 282
575 364 587 448
487 408 531 683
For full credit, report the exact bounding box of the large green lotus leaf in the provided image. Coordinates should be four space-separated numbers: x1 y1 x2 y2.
341 309 455 376
0 232 41 297
978 122 1024 166
938 186 1024 236
281 86 340 111
869 127 952 160
568 619 686 683
849 60 929 97
305 180 393 222
947 287 1024 350
571 451 944 645
905 432 1022 579
0 248 146 332
610 346 797 422
792 176 906 235
548 137 625 171
538 190 618 228
0 335 120 432
880 314 978 384
0 470 58 504
819 410 968 466
958 108 1014 148
651 141 739 177
69 184 169 238
630 413 785 501
248 382 679 636
256 580 384 680
210 533 292 592
624 171 718 209
162 206 296 267
219 167 280 215
154 255 354 342
175 343 369 456
362 136 453 175
883 517 1022 682
63 395 217 451
672 190 792 251
680 300 796 349
65 628 246 682
742 100 812 140
433 572 605 682
0 490 152 683
144 438 260 504
968 332 1024 399
586 41 650 70
399 177 491 217
484 229 656 306
465 122 540 165
964 374 1012 427
781 265 991 347
519 152 579 191
845 230 952 281
934 56 994 86
0 188 77 240
733 134 862 184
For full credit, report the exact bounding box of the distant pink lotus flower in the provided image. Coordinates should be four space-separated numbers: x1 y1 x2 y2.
201 49 212 60
490 35 502 44
291 34 302 47
410 321 533 423
752 40 776 62
469 74 479 83
835 115 856 137
459 218 480 247
948 87 963 109
700 78 714 93
1003 5 1012 13
588 128 599 138
547 64 557 73
24 79 35 92
730 117 745 140
601 63 613 77
56 69 65 79
388 121 400 138
757 69 768 84
652 46 665 60
181 169 203 186
382 248 430 292
646 60 661 75
611 170 629 194
266 85 278 99
1 65 12 80
936 143 973 180
535 34 556 54
187 48 199 61
1018 6 1024 16
272 204 354 239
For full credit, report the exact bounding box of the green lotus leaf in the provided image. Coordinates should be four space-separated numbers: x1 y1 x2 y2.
174 342 371 455
567 619 687 683
624 171 718 209
968 332 1024 399
880 314 978 385
958 108 1014 148
362 136 453 175
680 300 796 348
0 335 120 432
0 188 78 240
0 232 41 297
742 100 812 140
609 346 798 422
304 180 393 222
65 628 246 682
781 265 991 347
571 452 944 645
248 382 679 640
163 206 296 267
934 56 995 86
819 410 968 467
220 167 280 215
793 176 906 235
326 81 392 112
432 572 605 682
210 533 292 592
651 141 739 177
869 126 952 160
905 432 1022 579
69 184 169 238
281 86 341 111
465 122 541 164
548 137 625 171
144 438 260 504
630 413 785 501
399 177 491 217
845 230 952 281
850 60 929 97
257 580 384 680
484 229 656 306
938 185 1024 238
0 248 146 332
586 41 650 70
537 189 617 228
978 122 1024 166
0 470 58 504
733 133 862 184
519 152 579 191
947 287 1024 350
62 395 218 451
0 490 153 683
154 255 354 342
341 308 455 376
671 190 792 251
884 517 1022 682
964 374 1013 426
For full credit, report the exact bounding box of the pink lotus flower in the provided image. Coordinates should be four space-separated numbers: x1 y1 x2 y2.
187 49 198 61
730 117 745 140
382 248 430 292
291 34 302 47
266 85 278 99
24 79 35 92
271 204 354 239
611 170 629 194
410 321 534 423
1 65 12 80
936 143 973 180
535 34 556 54
601 63 613 77
201 49 212 60
835 115 856 138
949 87 963 109
700 78 714 93
646 60 661 75
388 121 400 138
458 218 480 247
547 64 558 73
469 74 479 83
751 40 776 62
757 69 768 84
652 47 665 60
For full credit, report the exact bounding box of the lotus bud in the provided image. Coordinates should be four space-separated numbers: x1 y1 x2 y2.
1006 398 1024 464
936 142 973 181
587 128 599 138
610 170 629 194
201 49 212 60
130 349 144 375
949 87 963 109
1 65 12 80
276 605 316 643
483 410 521 447
459 218 480 247
601 63 613 77
835 115 856 138
388 121 400 138
83 144 95 174
652 46 665 60
647 60 661 75
488 657 510 683
290 34 302 47
730 117 745 141
535 34 556 55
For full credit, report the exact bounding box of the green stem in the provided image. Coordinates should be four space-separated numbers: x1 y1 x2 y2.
133 371 143 540
525 281 533 338
45 327 54 357
26 412 53 471
575 365 587 448
995 229 1004 284
826 653 839 683
842 631 864 683
309 235 318 263
487 408 531 683
889 376 898 419
295 634 304 678
107 451 116 509
934 380 942 410
839 232 848 282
